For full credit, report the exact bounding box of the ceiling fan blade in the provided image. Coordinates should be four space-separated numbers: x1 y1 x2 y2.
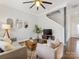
42 1 52 4
23 1 34 4
40 4 46 9
37 7 39 10
30 4 35 8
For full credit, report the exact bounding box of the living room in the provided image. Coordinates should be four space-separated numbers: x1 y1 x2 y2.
0 0 79 59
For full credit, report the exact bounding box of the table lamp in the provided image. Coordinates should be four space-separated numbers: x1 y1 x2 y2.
2 24 11 43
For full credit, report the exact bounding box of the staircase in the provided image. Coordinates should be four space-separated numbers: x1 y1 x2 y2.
46 10 64 26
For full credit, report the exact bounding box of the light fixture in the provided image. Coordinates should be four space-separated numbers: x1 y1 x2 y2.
36 0 40 7
2 24 12 43
23 0 52 10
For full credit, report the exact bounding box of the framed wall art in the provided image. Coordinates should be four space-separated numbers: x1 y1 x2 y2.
7 18 13 28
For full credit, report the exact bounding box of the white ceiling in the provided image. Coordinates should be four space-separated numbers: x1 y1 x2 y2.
0 0 79 15
67 0 79 15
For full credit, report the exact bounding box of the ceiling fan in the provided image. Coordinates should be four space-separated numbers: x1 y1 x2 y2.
23 0 52 10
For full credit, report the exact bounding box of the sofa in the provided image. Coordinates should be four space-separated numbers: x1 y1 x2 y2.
0 46 27 59
36 43 63 59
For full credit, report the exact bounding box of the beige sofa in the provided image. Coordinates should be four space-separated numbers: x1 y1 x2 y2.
0 47 27 59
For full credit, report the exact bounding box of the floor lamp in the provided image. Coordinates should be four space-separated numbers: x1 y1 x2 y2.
2 24 11 44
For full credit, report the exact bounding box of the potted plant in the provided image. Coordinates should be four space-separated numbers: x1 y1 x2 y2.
33 25 42 42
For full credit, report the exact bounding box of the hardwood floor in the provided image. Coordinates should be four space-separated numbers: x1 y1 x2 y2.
63 37 79 59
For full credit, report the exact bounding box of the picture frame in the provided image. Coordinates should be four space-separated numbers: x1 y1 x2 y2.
16 19 23 29
15 19 28 29
7 18 13 28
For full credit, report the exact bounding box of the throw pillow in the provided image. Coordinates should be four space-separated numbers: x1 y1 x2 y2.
51 39 61 49
0 41 14 51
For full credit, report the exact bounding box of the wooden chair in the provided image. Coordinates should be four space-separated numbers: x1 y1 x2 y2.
25 40 37 59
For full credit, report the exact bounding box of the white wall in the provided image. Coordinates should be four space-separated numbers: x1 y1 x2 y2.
0 4 64 43
69 14 79 37
0 5 37 41
37 15 64 43
66 11 79 40
66 5 79 41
